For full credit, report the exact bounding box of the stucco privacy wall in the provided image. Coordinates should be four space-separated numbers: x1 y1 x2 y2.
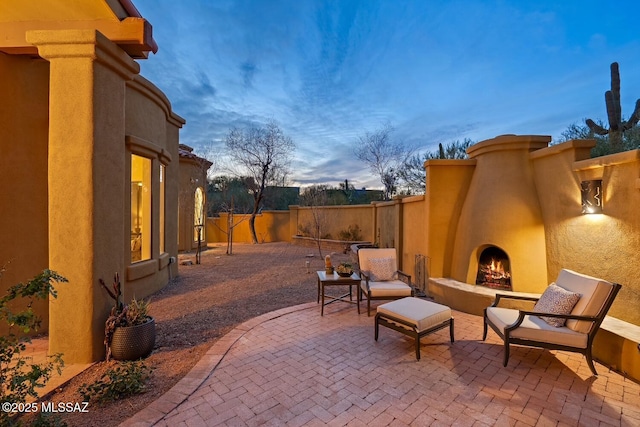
375 201 397 249
398 195 426 286
208 211 293 244
293 204 375 242
0 54 50 336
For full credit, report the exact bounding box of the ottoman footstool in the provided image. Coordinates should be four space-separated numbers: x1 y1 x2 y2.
375 297 454 360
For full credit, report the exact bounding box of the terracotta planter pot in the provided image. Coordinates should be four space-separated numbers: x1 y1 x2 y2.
110 317 155 361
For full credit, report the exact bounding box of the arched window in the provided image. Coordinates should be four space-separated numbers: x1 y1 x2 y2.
194 186 204 242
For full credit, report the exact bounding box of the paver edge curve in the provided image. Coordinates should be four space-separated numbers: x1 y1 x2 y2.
118 302 318 427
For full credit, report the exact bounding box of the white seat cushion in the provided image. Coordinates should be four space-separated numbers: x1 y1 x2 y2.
378 297 451 332
486 306 588 349
362 280 412 297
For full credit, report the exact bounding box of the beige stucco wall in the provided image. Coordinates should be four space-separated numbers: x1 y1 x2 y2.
25 29 141 362
375 202 396 249
0 28 183 363
423 160 476 278
208 211 292 244
123 76 182 302
399 195 426 286
532 143 640 324
293 204 374 242
0 53 50 336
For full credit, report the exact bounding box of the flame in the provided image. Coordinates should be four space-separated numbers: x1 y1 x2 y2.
477 255 511 290
489 259 504 274
479 258 510 279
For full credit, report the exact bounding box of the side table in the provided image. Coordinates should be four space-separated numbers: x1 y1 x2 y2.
317 271 361 316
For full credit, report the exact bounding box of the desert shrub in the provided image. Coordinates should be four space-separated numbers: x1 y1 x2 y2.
0 267 67 426
297 224 311 237
78 361 153 403
337 224 362 241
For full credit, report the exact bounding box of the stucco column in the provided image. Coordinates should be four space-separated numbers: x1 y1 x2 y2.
27 30 139 363
394 197 403 270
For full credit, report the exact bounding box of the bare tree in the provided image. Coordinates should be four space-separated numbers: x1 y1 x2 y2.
354 123 412 200
225 120 295 243
299 185 331 258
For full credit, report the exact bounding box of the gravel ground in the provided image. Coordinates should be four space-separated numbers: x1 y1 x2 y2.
25 242 352 427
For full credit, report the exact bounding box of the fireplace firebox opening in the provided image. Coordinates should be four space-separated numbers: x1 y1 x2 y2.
476 246 512 291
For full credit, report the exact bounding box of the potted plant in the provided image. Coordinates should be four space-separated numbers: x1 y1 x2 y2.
100 273 155 361
336 262 354 277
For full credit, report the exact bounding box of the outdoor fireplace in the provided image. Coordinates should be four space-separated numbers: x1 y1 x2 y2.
476 246 512 291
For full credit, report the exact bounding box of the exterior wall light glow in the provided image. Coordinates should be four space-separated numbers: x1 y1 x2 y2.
581 180 603 214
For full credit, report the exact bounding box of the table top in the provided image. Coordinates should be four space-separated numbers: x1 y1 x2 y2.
316 270 360 282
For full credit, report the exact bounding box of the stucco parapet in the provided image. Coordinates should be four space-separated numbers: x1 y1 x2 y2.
529 139 596 160
371 200 396 207
424 159 476 168
296 204 372 211
26 29 139 79
573 149 640 172
128 75 185 127
468 134 551 158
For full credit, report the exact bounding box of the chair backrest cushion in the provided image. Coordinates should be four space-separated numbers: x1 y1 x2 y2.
358 248 398 280
555 269 614 333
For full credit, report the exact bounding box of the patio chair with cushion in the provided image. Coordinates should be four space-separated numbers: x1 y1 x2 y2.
483 268 621 375
357 248 414 316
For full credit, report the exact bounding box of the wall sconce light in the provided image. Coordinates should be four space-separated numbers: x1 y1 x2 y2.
581 180 603 214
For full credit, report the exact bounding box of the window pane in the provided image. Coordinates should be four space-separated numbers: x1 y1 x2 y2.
159 164 165 253
131 155 152 263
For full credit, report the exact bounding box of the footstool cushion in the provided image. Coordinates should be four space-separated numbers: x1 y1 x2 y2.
375 297 454 360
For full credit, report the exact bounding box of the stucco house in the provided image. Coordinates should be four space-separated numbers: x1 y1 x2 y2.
0 0 184 363
178 144 213 253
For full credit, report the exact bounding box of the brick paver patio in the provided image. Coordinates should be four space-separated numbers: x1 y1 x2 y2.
121 300 640 426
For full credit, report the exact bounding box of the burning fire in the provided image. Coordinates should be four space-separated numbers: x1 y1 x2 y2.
476 250 512 291
480 258 511 281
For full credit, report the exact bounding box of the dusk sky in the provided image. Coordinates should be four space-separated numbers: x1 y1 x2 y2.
134 0 640 190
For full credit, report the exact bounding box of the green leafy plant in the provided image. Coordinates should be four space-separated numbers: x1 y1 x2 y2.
0 266 67 426
126 297 150 326
336 262 354 276
78 360 153 403
99 273 152 361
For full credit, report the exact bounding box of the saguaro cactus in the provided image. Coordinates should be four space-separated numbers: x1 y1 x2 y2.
586 62 640 152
